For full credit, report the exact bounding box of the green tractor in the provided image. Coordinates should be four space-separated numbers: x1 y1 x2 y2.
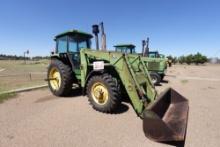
47 25 189 143
114 44 167 85
148 51 172 67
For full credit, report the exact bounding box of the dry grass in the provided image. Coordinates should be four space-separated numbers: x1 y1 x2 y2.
0 92 17 103
0 60 49 92
181 79 188 84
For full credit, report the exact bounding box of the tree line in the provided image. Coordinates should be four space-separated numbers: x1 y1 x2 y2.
167 52 208 65
0 54 50 60
0 52 210 64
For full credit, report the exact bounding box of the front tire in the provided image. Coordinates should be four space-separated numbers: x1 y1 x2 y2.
86 73 121 113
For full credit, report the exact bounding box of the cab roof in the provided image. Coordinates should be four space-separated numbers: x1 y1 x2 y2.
54 29 93 40
149 51 159 54
114 44 136 48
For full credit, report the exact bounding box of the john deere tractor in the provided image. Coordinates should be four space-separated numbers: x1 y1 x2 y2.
148 51 172 67
47 25 188 143
114 44 167 85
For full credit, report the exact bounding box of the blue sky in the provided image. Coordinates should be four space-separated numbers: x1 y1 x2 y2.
0 0 220 57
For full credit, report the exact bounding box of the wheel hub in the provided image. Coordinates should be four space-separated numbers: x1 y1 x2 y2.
151 77 157 83
91 82 109 105
49 68 61 90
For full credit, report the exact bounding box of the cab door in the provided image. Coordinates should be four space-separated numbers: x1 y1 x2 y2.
68 37 80 69
68 36 90 79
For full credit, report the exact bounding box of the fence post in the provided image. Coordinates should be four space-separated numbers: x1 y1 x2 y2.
29 73 32 81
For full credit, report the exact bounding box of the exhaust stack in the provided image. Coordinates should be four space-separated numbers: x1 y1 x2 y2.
143 37 149 57
100 22 107 51
92 24 99 50
142 40 146 56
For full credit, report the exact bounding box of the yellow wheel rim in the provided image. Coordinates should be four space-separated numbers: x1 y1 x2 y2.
49 67 61 91
91 82 109 105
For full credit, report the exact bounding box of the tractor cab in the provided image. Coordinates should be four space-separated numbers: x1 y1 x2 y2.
54 30 93 69
114 44 136 54
54 30 93 53
148 51 160 58
159 54 165 58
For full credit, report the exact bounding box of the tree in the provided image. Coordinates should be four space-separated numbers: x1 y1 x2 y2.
167 55 173 61
185 54 194 65
177 53 208 65
172 56 178 64
178 56 185 64
194 52 202 64
166 55 178 64
193 52 208 64
201 55 208 64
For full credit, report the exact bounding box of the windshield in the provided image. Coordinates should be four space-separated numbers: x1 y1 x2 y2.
159 54 165 58
115 47 134 54
148 52 159 58
69 36 91 52
57 36 67 53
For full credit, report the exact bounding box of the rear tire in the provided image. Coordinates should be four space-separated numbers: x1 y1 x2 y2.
86 73 121 113
150 72 161 85
47 59 74 96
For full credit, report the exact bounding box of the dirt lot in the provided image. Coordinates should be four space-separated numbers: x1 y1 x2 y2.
0 64 220 147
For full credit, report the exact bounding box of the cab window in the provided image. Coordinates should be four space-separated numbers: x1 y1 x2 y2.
69 37 78 52
57 36 67 53
131 48 135 53
116 47 122 52
78 41 88 50
116 47 129 53
68 36 90 52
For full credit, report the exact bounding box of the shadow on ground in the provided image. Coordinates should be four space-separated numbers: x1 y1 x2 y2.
63 88 82 97
154 80 169 86
160 140 185 147
35 88 82 103
38 88 130 114
161 80 169 83
113 103 129 114
35 95 57 103
165 74 176 78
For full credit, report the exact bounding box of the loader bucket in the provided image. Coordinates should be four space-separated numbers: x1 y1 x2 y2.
143 88 189 142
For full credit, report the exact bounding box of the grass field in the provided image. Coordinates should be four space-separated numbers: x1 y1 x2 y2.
0 92 16 103
0 60 48 93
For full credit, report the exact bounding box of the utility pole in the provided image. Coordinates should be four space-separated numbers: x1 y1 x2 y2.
24 50 29 64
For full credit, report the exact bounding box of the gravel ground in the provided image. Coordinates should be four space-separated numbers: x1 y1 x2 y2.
0 64 220 147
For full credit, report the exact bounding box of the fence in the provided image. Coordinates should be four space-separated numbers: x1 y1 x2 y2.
0 72 47 93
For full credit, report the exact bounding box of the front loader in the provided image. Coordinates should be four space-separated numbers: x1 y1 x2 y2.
47 27 189 143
